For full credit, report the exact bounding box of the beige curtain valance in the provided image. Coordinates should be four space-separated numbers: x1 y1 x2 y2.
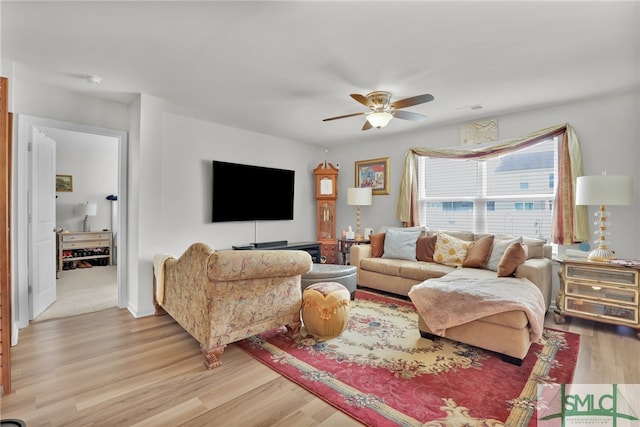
396 123 588 244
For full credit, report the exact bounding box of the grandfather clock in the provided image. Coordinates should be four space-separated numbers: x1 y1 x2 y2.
313 162 339 264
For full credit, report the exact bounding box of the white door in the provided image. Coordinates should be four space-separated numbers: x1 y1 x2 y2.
29 127 57 319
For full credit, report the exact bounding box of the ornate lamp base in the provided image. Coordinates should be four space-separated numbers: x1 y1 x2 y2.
587 247 615 263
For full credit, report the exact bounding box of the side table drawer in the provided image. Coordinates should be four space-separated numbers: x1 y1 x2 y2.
63 232 111 242
566 264 638 287
565 297 638 325
566 281 638 305
62 239 110 250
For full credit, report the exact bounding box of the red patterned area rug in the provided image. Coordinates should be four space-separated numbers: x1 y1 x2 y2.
237 290 579 427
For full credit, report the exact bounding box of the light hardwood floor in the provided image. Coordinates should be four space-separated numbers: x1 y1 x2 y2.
1 306 639 426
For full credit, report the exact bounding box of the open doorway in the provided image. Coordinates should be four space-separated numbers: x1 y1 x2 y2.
35 127 119 321
13 115 128 329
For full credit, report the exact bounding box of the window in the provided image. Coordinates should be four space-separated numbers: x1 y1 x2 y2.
417 137 558 241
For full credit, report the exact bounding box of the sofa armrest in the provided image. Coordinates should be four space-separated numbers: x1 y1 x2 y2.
162 243 216 343
350 244 373 269
515 257 552 310
208 250 312 281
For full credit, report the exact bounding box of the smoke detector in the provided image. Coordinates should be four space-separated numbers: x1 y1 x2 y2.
84 75 103 85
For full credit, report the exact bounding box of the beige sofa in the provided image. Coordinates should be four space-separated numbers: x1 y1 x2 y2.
153 243 312 369
350 230 552 364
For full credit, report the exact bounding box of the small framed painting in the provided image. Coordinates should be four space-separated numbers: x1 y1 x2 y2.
56 175 73 192
355 157 390 195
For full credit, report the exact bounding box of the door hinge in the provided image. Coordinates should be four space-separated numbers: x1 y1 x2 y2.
28 142 33 151
28 285 33 295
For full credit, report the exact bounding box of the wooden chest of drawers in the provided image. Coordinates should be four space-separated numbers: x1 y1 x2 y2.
58 231 113 270
555 259 640 339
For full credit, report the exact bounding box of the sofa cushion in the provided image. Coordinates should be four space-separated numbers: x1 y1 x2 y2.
400 261 454 281
360 257 414 277
360 258 454 281
498 243 528 277
486 236 522 271
416 234 437 262
433 232 470 267
462 234 494 268
522 237 545 259
428 230 475 241
369 232 385 257
382 228 423 261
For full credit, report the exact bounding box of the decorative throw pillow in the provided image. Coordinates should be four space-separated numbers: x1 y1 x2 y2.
381 228 423 261
486 236 522 271
369 233 386 258
416 234 437 262
462 235 494 268
497 242 528 277
433 232 470 267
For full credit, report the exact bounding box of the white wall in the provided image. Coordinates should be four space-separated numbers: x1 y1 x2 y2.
55 135 118 232
159 112 320 253
126 95 323 317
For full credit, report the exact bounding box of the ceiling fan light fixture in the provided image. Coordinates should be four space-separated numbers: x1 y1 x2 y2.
366 111 393 128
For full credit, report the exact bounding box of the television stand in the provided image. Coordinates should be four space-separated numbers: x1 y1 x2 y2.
231 241 321 263
252 240 288 248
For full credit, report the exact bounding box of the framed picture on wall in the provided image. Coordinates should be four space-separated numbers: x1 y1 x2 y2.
56 175 73 192
355 157 390 195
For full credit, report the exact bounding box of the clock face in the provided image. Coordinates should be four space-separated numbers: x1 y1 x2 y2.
319 177 333 195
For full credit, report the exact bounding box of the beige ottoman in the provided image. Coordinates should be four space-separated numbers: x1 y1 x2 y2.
302 282 351 337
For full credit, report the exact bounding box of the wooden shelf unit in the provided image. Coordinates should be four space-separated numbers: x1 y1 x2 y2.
58 231 113 270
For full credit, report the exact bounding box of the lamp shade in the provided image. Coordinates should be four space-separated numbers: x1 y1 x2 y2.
347 187 373 206
366 112 393 128
78 202 98 216
575 175 633 206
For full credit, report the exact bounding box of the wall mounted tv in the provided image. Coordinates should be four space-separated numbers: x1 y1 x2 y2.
211 160 295 222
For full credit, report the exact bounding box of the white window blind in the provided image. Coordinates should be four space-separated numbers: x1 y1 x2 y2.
418 138 558 241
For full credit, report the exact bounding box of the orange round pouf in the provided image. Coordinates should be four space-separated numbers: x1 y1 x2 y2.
301 282 351 337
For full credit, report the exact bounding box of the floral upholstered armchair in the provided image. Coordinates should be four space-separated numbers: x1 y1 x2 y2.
153 243 313 369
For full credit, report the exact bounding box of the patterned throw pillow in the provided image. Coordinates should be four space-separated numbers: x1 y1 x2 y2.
497 242 528 277
381 228 423 261
416 234 437 262
369 233 386 257
486 236 523 271
462 235 494 268
433 232 470 267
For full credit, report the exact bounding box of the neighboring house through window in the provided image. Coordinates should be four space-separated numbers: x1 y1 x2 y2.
417 137 558 241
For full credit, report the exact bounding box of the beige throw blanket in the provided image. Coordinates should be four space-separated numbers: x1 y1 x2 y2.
408 276 545 341
153 254 175 305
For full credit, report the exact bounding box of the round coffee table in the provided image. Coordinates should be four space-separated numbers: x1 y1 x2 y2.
301 263 357 299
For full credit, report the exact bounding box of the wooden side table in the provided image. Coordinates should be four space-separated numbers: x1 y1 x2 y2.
337 238 370 265
555 258 640 339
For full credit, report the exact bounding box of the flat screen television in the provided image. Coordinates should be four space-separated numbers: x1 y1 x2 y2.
211 160 295 222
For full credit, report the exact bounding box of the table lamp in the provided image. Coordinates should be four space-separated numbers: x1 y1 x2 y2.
347 187 373 241
575 173 632 262
78 202 98 232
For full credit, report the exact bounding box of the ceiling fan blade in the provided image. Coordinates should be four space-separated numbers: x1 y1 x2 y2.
393 110 427 122
362 120 372 131
322 112 365 122
390 94 434 109
350 93 374 108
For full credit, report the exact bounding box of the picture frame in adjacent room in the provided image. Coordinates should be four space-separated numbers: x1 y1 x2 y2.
56 174 73 192
355 157 390 195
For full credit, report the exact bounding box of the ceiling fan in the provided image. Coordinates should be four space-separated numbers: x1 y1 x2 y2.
322 91 435 131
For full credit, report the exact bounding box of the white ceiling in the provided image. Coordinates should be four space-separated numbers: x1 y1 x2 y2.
2 1 638 147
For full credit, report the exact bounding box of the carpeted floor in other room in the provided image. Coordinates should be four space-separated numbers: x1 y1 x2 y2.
34 265 117 322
